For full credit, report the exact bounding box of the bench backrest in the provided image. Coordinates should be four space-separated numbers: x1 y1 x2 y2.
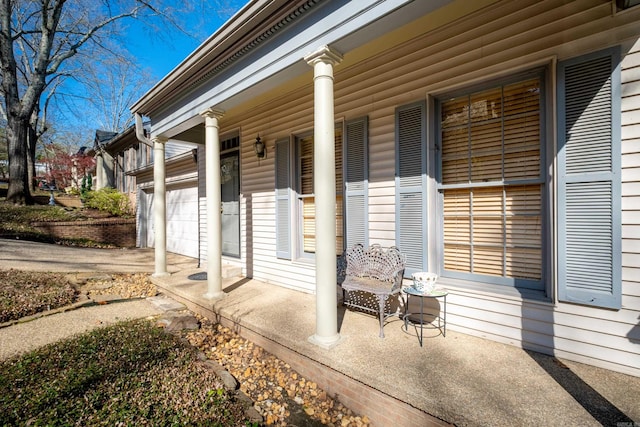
345 244 406 284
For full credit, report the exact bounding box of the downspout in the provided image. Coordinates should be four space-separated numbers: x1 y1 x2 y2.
134 113 153 147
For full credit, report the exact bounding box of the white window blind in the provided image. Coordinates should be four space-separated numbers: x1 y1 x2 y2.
440 78 542 283
299 129 344 254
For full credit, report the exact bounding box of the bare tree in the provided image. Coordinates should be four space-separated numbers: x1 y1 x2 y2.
67 53 155 133
0 0 176 204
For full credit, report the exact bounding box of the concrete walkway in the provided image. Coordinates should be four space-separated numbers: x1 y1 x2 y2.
0 298 171 360
1 239 639 426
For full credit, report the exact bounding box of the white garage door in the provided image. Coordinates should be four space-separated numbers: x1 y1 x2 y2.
142 184 199 258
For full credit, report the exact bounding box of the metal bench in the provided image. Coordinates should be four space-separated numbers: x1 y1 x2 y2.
339 244 406 338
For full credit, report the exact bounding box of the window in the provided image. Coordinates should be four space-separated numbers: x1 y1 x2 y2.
617 0 640 11
296 128 343 256
437 75 544 290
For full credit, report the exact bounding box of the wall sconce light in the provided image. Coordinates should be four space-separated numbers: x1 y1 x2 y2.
254 135 266 159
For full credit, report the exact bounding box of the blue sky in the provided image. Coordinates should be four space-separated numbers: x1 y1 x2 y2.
52 1 245 145
124 1 244 80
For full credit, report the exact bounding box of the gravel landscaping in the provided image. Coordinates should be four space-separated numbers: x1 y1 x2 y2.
185 318 370 426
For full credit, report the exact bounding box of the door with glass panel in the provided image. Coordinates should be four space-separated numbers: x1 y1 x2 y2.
221 151 240 257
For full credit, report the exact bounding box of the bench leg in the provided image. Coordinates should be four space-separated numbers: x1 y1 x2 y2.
378 295 385 338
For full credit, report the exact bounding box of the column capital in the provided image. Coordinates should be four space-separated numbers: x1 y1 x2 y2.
304 45 343 67
199 107 225 120
151 136 168 145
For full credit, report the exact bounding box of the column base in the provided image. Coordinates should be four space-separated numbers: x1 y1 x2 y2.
152 271 170 278
203 291 227 300
308 333 343 349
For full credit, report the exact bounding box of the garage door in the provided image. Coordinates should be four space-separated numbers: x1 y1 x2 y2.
141 184 199 258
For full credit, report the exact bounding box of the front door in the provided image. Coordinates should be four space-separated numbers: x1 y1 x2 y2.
221 152 240 257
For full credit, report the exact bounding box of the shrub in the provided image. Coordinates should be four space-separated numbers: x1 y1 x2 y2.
83 188 132 217
80 175 92 199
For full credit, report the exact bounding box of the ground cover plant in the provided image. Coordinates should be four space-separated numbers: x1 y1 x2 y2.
0 270 76 323
0 320 252 426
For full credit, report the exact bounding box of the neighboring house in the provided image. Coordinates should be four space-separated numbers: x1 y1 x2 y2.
131 0 640 377
91 130 118 190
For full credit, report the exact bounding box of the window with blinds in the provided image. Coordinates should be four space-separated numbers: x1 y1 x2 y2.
439 77 543 288
298 128 344 255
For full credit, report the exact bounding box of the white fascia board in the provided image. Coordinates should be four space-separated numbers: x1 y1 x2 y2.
149 0 450 138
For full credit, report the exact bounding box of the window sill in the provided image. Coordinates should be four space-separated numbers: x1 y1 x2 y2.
433 276 552 305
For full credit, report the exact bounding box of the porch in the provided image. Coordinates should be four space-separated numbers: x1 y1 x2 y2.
151 268 640 427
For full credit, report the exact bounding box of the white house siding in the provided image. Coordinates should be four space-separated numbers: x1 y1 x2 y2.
332 0 640 377
336 0 640 377
620 38 640 371
198 145 207 264
188 0 640 375
231 87 320 291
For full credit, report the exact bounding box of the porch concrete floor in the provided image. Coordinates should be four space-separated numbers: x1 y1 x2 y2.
152 268 640 427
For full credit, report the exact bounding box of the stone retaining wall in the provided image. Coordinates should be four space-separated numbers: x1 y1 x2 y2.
31 218 136 247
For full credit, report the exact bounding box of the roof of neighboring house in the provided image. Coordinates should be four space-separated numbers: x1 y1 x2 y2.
95 130 118 145
87 123 149 157
100 126 137 154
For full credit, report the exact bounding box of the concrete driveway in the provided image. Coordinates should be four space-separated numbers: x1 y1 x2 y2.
0 239 198 273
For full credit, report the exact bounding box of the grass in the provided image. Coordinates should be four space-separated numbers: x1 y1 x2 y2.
0 270 77 323
0 320 253 426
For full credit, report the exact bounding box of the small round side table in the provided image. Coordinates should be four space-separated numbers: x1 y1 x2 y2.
402 287 448 347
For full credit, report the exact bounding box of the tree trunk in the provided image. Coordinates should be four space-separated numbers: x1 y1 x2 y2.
6 115 32 205
27 123 37 192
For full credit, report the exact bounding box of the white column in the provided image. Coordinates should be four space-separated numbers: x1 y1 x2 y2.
95 155 104 190
305 45 343 348
200 108 226 299
152 136 168 277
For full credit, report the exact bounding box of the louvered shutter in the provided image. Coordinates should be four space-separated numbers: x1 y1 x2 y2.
345 117 369 248
396 102 427 277
557 47 621 309
275 138 291 259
